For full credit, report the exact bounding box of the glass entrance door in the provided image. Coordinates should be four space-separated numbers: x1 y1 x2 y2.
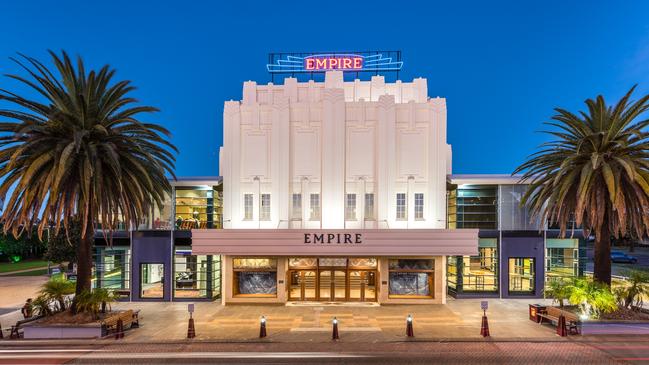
141 263 164 298
319 270 332 301
349 270 377 302
289 270 317 301
333 270 346 301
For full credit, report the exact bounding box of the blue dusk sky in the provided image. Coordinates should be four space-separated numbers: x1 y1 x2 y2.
1 1 648 177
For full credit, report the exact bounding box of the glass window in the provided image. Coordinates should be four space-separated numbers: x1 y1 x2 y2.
414 193 424 220
212 255 221 299
288 257 318 268
447 258 457 290
348 258 377 268
446 189 457 229
546 239 579 282
140 263 164 298
396 193 407 220
364 193 374 220
345 194 357 221
243 194 253 220
455 185 497 229
509 258 535 294
234 272 277 296
310 194 320 221
388 259 434 298
233 258 277 269
260 194 271 221
92 247 130 290
460 238 498 293
174 187 219 230
291 193 302 220
173 248 209 298
232 257 277 297
318 258 347 267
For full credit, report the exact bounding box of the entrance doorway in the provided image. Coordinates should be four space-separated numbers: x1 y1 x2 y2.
287 257 377 302
289 270 317 300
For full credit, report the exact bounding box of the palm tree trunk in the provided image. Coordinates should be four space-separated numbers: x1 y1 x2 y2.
75 224 94 296
593 223 612 286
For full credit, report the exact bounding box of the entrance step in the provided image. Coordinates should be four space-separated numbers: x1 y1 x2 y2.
291 327 382 332
286 302 380 307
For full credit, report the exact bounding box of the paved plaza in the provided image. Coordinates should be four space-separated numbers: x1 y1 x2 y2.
6 297 561 342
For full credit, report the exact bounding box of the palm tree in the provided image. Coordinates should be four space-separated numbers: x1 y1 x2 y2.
0 51 176 303
514 86 649 286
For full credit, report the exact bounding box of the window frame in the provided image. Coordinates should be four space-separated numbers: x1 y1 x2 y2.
345 193 357 221
260 193 271 221
310 193 321 221
396 193 407 220
243 194 253 221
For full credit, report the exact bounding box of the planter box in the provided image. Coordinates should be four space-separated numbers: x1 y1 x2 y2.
580 320 649 335
22 322 103 339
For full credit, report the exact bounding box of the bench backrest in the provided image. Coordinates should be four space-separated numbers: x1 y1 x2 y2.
547 307 579 322
103 310 133 326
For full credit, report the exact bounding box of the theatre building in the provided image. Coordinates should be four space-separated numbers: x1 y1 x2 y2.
91 53 584 303
191 70 478 304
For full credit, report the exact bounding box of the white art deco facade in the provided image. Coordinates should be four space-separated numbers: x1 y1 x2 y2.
192 71 478 304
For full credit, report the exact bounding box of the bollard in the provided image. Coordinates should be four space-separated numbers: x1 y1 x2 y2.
187 316 196 339
332 317 340 340
259 316 267 338
556 314 567 337
115 319 124 340
480 310 490 337
406 314 414 337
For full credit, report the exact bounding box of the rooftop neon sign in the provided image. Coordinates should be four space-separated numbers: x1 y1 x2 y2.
267 51 403 74
304 55 363 71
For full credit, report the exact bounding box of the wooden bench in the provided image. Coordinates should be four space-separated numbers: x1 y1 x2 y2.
113 289 131 299
538 306 580 334
100 309 140 336
3 316 43 339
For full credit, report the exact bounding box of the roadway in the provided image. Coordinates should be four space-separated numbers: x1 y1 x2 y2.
2 338 649 364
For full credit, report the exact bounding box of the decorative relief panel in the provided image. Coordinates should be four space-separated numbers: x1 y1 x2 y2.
346 128 375 178
291 129 320 178
397 129 427 179
241 131 269 178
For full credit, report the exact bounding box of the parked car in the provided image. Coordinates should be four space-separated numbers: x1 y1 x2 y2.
611 251 638 264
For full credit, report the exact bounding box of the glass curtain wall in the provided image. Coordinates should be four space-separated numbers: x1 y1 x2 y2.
461 238 498 292
172 247 222 299
455 186 497 229
92 247 130 290
545 239 579 282
174 186 223 230
499 184 540 230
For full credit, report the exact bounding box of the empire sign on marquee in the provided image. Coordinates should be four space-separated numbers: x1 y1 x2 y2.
267 51 403 74
304 233 363 245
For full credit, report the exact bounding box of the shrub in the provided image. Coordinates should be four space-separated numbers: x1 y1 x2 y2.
74 290 101 319
40 277 75 311
615 269 649 309
568 278 617 319
545 278 572 307
74 289 116 319
30 295 54 317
